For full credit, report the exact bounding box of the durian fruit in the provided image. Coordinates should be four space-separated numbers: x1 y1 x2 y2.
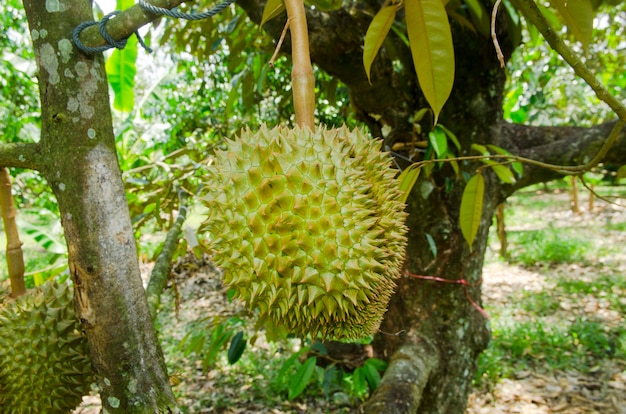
0 281 94 412
203 125 408 339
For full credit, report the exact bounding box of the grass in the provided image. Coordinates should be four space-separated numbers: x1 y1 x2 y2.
506 225 592 266
476 183 626 390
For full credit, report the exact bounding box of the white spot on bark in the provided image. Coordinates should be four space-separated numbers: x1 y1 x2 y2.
456 326 465 339
45 0 66 12
59 183 66 191
56 171 61 178
107 397 120 408
40 29 48 38
64 68 74 78
39 43 60 85
90 68 102 79
88 128 96 139
81 105 95 119
18 155 25 162
65 213 72 220
67 97 79 112
31 30 39 41
58 39 72 63
104 377 111 386
127 378 138 394
72 62 98 119
72 117 80 123
75 62 89 78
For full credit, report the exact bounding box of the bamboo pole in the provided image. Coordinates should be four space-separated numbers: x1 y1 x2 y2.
0 167 26 297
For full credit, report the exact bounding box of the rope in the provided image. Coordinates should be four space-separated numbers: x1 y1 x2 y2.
73 11 153 54
138 0 236 21
73 0 236 55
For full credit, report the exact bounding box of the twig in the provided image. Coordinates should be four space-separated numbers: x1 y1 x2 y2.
269 18 292 67
491 0 506 68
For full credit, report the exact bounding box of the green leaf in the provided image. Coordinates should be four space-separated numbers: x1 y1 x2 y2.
397 164 422 203
106 35 137 112
471 143 489 155
363 360 382 390
483 160 516 184
446 152 459 177
405 0 455 124
425 232 437 257
459 173 485 251
465 0 490 37
363 5 399 82
227 331 246 364
352 366 368 398
438 124 460 150
260 0 285 28
550 0 593 50
365 358 388 372
428 127 448 158
288 356 317 400
487 144 523 177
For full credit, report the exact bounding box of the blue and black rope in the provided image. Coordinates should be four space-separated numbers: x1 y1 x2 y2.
73 0 236 55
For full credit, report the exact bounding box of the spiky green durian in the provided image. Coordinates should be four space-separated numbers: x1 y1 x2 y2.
203 125 408 339
0 281 94 413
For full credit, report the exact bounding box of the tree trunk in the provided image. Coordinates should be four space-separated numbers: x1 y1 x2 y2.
21 1 177 411
236 0 626 412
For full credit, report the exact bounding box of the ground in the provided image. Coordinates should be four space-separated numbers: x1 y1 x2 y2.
71 183 626 413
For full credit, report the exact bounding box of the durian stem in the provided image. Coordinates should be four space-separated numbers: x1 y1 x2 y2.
284 0 315 129
0 167 26 297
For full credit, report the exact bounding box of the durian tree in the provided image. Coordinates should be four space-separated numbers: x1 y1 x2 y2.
1 0 626 413
1 0 178 412
228 0 626 411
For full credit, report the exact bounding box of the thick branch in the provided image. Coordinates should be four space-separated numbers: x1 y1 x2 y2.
362 341 439 414
0 142 43 170
74 0 186 50
499 120 626 194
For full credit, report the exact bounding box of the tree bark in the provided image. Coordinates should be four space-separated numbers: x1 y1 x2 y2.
21 1 177 411
236 0 626 412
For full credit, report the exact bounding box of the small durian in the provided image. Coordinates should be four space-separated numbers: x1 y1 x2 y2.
0 281 94 412
202 125 408 339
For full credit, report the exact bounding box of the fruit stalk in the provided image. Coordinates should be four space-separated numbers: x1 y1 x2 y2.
284 0 315 129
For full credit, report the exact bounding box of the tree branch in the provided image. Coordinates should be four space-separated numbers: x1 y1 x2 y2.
0 142 43 170
73 0 187 50
362 341 439 414
146 190 189 319
500 120 626 194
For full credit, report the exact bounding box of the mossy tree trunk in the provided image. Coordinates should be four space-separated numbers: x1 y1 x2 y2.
237 0 626 411
18 1 177 411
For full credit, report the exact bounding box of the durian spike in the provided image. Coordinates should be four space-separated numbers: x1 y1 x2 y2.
0 167 26 298
284 0 315 129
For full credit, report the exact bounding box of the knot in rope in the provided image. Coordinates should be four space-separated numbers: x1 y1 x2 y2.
72 0 236 55
73 11 153 55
